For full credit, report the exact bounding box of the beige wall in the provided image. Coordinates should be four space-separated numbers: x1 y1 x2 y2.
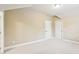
63 16 79 42
4 8 52 47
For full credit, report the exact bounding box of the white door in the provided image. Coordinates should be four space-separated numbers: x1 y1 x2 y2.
45 20 52 39
55 20 62 39
0 12 4 53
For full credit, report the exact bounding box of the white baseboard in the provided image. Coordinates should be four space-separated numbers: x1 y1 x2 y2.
5 38 50 50
54 37 79 44
62 38 79 44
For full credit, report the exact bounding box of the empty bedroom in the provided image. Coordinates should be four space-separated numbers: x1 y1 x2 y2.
0 4 79 54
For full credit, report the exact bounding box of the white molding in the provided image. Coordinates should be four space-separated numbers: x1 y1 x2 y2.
5 38 49 51
0 11 4 53
62 38 79 44
55 37 79 44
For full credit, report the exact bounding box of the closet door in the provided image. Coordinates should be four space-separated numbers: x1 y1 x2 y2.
55 20 62 39
45 20 52 39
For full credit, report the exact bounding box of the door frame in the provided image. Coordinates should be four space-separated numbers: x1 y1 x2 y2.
0 11 4 53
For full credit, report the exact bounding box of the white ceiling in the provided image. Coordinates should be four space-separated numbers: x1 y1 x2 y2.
30 4 79 18
0 4 79 18
0 4 32 11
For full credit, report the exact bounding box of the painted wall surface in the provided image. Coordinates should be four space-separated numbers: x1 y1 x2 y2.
63 17 79 42
0 17 1 48
4 8 52 47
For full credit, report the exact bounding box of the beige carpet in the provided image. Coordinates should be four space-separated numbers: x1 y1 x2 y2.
5 39 79 54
